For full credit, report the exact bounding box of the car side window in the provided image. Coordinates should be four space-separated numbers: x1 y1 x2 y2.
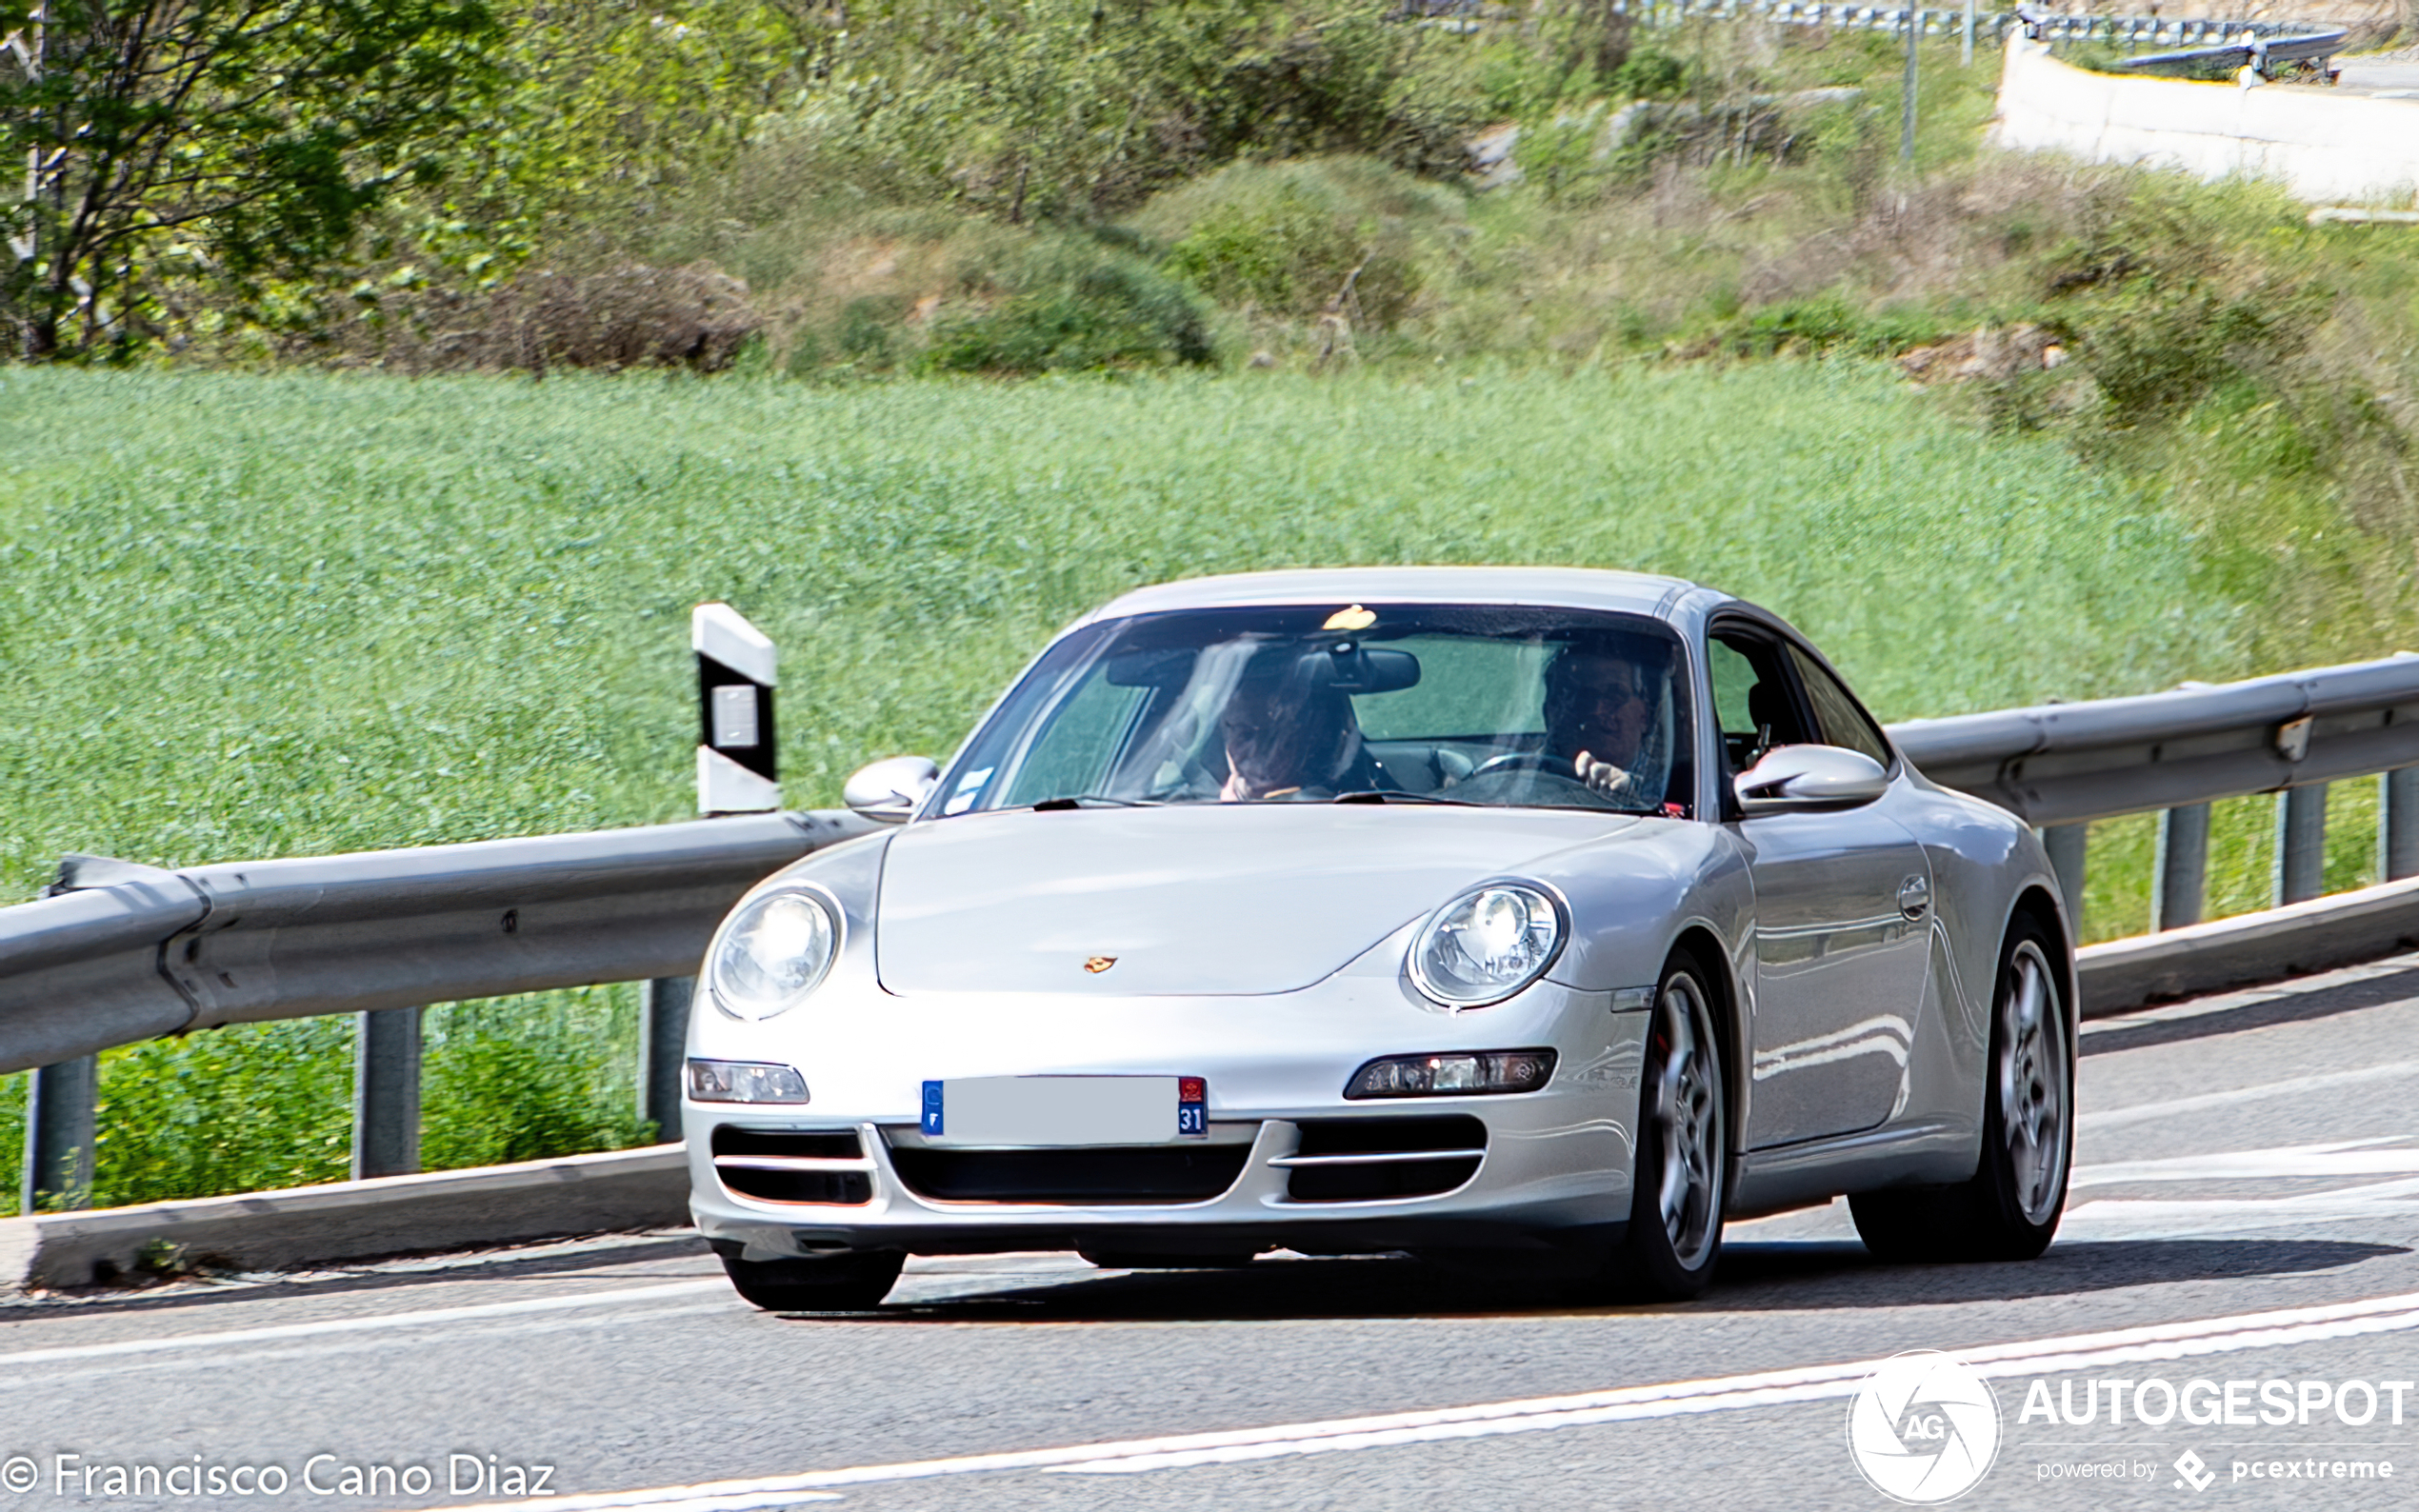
1708 630 1811 773
1788 646 1893 769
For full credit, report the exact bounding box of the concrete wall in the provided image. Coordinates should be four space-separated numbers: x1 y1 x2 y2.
1990 37 2419 203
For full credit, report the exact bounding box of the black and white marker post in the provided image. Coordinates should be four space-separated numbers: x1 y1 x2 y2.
692 603 781 818
640 604 781 1138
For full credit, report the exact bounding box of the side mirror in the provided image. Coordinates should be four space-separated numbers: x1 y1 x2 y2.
844 755 940 825
1735 745 1888 816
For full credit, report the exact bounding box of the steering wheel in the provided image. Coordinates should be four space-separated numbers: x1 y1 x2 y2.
1470 751 1567 779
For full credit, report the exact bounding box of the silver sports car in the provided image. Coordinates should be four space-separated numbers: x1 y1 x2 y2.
684 567 2076 1309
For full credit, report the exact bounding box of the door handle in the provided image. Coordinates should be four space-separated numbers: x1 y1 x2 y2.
1897 875 1931 921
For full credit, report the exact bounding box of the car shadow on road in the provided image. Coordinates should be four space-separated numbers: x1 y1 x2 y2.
1707 1236 2408 1310
2085 966 2419 1057
830 1235 2407 1323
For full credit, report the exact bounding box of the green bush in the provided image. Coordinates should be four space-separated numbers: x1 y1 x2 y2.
1613 46 1689 100
919 249 1211 374
1721 297 1950 360
90 1020 357 1209
0 1074 22 1217
422 987 657 1168
1143 158 1456 327
2077 280 2319 423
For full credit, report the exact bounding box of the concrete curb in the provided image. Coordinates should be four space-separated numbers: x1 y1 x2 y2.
9 878 2419 1290
2076 875 2419 1017
0 1143 688 1290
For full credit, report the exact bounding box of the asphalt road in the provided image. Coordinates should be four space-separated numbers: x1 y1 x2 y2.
8 955 2419 1511
2336 50 2419 97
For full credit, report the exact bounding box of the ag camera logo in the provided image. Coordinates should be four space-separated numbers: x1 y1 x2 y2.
1847 1350 2003 1503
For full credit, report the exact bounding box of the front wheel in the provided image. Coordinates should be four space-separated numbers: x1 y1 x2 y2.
1851 919 2072 1263
721 1249 905 1311
1606 953 1729 1300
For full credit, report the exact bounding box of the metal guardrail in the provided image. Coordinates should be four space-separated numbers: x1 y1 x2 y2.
1889 652 2419 930
5 651 2418 1218
1594 0 2346 50
2 810 867 1079
3 809 872 1213
2118 29 2350 77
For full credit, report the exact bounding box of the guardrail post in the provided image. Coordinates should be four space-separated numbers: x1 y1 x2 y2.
19 1054 97 1212
2041 824 2088 936
2273 785 2328 906
640 976 693 1139
351 1006 423 1180
2151 804 2209 930
2383 767 2419 882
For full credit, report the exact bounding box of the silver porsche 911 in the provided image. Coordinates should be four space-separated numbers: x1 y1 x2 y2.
683 567 2077 1310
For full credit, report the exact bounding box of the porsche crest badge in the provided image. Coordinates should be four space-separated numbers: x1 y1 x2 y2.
1083 956 1118 974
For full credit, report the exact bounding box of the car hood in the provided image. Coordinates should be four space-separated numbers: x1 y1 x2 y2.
874 804 1637 997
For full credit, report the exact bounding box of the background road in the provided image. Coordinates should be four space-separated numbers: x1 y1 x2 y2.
8 956 2419 1510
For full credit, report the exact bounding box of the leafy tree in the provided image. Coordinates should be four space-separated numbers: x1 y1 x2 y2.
1 0 502 358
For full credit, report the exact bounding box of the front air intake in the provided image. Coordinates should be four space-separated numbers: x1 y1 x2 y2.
1277 1115 1488 1203
887 1144 1252 1204
711 1125 873 1205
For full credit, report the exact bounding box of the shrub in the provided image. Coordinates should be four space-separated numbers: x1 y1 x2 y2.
1141 158 1457 327
1613 46 1689 100
353 264 762 375
2076 279 2320 423
919 254 1212 374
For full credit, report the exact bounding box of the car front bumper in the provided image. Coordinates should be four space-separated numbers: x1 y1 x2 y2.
685 984 1652 1260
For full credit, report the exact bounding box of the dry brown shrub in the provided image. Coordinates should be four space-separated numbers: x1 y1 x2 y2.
361 264 761 375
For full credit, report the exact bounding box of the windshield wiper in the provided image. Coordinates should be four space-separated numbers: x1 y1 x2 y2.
1030 795 1160 811
1329 790 1485 806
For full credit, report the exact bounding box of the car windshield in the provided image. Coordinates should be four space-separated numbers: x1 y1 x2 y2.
932 604 1695 817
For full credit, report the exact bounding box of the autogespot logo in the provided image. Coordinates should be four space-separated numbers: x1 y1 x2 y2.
1847 1350 2004 1503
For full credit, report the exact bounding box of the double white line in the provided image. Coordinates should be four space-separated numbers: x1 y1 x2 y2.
432 1287 2419 1510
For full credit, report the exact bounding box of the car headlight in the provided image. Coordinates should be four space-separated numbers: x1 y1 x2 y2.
1409 883 1565 1008
710 886 842 1020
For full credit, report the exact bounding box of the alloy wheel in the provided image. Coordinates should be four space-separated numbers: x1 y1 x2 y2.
1654 974 1724 1271
1995 939 2069 1227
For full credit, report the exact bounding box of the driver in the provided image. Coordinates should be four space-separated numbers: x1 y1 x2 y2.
1541 638 1669 807
1217 650 1385 801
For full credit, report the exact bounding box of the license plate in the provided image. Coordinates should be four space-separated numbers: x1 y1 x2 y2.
921 1076 1208 1145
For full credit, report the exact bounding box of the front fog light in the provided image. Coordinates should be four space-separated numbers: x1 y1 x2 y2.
1345 1049 1557 1099
689 1059 810 1104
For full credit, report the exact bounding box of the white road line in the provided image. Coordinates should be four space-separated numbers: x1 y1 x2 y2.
2077 1061 2419 1131
0 1280 726 1372
414 1288 2419 1510
2071 1139 2419 1187
0 1303 738 1392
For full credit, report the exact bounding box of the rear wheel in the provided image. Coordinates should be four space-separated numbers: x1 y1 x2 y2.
1851 919 2072 1263
1605 953 1729 1300
721 1249 904 1311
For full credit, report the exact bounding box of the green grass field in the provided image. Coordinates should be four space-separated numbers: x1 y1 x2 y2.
0 360 2313 1210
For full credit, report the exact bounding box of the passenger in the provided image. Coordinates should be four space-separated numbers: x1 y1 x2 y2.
1541 639 1670 807
1217 651 1386 801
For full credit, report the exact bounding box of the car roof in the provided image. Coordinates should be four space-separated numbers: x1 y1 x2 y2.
1089 567 1714 624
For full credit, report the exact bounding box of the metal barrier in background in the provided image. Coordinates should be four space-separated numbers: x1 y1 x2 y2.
7 809 871 1212
9 651 2419 1213
1890 653 2419 926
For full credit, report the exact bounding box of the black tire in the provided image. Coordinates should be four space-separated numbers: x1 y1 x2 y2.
721 1250 904 1311
1851 916 2073 1263
1605 951 1729 1301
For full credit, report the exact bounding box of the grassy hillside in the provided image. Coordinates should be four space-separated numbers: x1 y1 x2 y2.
0 357 2307 1211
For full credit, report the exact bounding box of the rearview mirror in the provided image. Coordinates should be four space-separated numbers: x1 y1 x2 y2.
1734 745 1888 816
844 755 940 824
